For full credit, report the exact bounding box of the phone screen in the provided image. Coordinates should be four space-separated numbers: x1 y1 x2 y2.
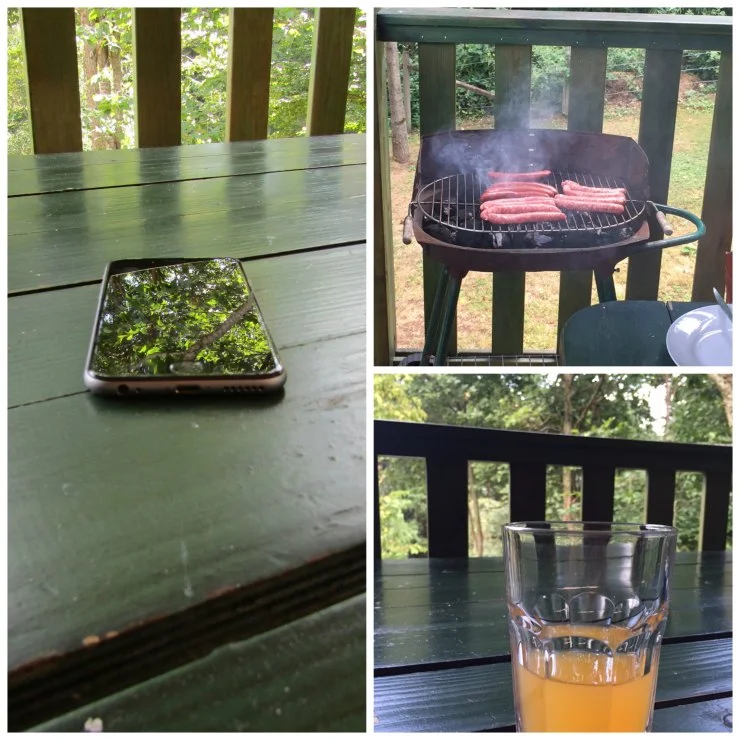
88 258 282 378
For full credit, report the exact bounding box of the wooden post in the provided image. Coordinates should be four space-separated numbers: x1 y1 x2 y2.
627 49 682 300
557 47 608 342
374 39 397 366
418 43 457 354
134 8 181 148
226 8 274 142
492 45 531 355
692 50 732 300
21 9 82 154
307 8 356 136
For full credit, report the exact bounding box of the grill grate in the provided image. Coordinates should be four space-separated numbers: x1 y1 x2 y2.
417 170 644 234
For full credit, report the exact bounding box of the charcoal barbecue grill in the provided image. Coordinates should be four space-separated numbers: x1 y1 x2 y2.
400 129 705 365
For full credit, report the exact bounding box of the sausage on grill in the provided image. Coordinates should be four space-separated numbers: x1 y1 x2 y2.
481 210 567 224
481 200 562 214
487 170 552 181
554 195 625 214
483 182 557 195
561 180 627 197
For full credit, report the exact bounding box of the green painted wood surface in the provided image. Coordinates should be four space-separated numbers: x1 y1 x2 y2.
374 556 731 669
374 39 396 365
9 329 364 670
9 165 365 294
652 698 732 733
8 134 365 195
376 8 732 51
8 138 367 729
30 596 366 733
9 245 364 408
561 301 712 366
374 639 732 732
626 48 682 301
692 50 732 301
418 43 457 355
556 46 607 340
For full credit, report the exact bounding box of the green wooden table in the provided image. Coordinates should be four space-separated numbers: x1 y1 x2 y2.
561 300 713 366
8 134 367 732
374 553 732 733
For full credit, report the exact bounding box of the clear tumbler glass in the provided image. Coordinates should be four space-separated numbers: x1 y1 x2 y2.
502 522 677 732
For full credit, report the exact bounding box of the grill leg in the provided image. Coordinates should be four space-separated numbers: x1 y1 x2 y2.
594 269 618 302
434 274 462 366
421 266 450 362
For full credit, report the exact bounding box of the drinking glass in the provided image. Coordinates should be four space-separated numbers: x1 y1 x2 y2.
502 522 677 732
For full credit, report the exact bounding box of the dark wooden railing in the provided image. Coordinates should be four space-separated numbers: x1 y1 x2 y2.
20 7 358 153
374 9 732 362
374 419 732 558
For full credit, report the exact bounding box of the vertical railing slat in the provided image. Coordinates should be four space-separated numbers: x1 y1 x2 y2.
491 45 531 355
418 43 458 355
226 8 274 142
581 465 616 521
426 457 468 558
21 9 82 154
133 8 181 148
692 50 732 300
626 48 682 300
556 47 608 342
699 469 731 551
306 8 357 136
374 39 396 366
509 462 547 522
645 468 676 526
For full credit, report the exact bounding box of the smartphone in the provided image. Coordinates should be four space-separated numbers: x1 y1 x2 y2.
84 258 286 395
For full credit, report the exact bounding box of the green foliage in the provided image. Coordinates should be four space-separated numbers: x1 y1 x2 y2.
375 375 731 559
7 8 366 153
7 9 32 155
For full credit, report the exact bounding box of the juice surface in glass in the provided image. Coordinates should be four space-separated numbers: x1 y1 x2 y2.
511 624 660 732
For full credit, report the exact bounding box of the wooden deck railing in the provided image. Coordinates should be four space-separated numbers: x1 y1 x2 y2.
374 420 732 558
374 9 732 363
20 7 358 153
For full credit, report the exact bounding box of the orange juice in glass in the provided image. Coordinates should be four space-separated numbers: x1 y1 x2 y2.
503 522 676 732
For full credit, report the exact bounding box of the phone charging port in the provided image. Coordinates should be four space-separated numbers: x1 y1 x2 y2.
176 385 201 394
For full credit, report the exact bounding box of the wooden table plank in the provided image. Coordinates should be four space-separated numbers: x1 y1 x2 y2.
28 596 366 733
9 165 365 294
9 245 365 408
374 557 731 669
8 134 365 195
374 638 732 732
9 328 364 672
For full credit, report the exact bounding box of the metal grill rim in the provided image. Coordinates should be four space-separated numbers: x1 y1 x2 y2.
417 171 645 234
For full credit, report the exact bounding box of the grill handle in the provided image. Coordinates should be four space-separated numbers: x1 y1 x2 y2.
402 214 414 245
649 202 674 236
643 203 705 251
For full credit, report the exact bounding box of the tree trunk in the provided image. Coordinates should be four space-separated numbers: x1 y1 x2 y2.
561 374 574 519
709 374 733 428
385 42 409 163
663 374 677 440
468 461 484 556
401 47 412 133
78 9 123 150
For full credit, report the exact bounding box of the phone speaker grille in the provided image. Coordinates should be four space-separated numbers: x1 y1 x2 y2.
222 386 264 394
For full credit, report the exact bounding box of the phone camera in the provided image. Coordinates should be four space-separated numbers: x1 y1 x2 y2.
118 384 130 394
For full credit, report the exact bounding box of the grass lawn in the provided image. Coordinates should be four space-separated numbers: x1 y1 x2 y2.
389 96 715 352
